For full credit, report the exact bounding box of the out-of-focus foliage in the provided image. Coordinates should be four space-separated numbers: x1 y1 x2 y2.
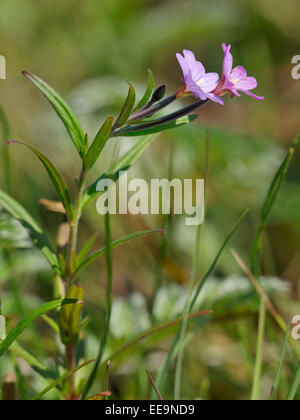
1 0 300 400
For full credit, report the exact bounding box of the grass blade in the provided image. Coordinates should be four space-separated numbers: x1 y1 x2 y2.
0 299 78 358
23 71 86 157
270 316 292 400
250 135 300 276
287 362 300 400
33 359 96 400
72 229 164 279
155 208 249 396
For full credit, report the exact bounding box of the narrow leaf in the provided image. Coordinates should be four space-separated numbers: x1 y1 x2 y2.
0 299 78 358
33 359 96 400
23 71 85 157
8 141 73 219
270 317 292 400
287 362 300 400
73 229 164 279
0 189 60 274
133 69 154 111
250 135 300 276
83 134 157 209
77 233 99 265
84 117 113 170
114 82 136 128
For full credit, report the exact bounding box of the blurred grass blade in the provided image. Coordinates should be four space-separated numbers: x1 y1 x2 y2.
270 316 292 400
114 115 198 137
287 362 300 400
251 299 266 400
22 71 85 157
83 134 157 208
250 136 300 276
114 82 136 128
59 286 84 345
77 233 98 265
83 116 113 170
155 208 249 395
8 141 73 219
73 229 164 279
33 358 96 400
133 69 154 111
189 208 249 310
0 189 60 274
0 299 78 358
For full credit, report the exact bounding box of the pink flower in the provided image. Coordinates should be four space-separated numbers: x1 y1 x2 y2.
176 50 224 104
214 43 264 100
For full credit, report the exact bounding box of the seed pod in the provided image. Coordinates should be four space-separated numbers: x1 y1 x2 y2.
59 285 84 345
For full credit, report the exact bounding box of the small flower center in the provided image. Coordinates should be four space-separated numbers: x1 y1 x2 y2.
230 77 240 85
196 78 205 87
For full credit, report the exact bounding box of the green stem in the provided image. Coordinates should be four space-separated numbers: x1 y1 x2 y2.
63 165 86 399
251 299 266 400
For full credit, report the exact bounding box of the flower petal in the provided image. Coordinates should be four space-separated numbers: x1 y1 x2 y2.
222 43 233 77
239 89 264 101
198 72 219 93
236 76 258 91
176 53 188 78
206 92 224 105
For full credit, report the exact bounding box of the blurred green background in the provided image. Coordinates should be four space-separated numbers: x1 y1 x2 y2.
1 0 300 400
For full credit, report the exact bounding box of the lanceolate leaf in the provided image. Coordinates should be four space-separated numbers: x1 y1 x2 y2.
83 134 157 209
133 69 154 112
113 114 198 137
0 189 60 273
84 116 113 170
0 299 78 358
114 82 136 128
77 233 99 265
22 71 86 157
8 141 73 219
72 229 164 279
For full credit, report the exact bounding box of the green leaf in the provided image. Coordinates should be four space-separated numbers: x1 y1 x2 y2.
8 141 73 219
83 134 157 209
33 358 96 400
114 114 198 137
114 82 136 128
0 189 60 273
287 361 300 400
0 299 78 358
270 317 291 400
73 229 164 279
59 286 84 345
77 233 99 265
250 135 300 277
133 69 154 111
22 71 86 157
83 116 113 170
